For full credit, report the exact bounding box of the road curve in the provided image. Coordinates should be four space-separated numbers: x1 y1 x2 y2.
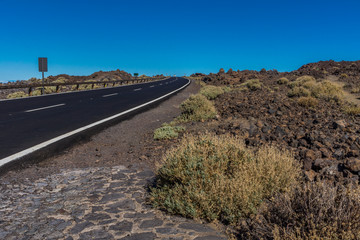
0 77 190 168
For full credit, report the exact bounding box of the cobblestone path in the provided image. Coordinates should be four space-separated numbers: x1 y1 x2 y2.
0 166 227 240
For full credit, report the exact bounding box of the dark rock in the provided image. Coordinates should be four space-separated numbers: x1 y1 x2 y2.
120 232 156 240
108 199 136 210
84 213 111 221
345 158 360 172
194 236 227 240
274 126 286 137
155 227 179 234
109 220 133 232
261 126 271 134
70 221 94 234
333 120 346 129
178 223 215 232
313 158 333 170
79 229 113 240
100 193 126 203
139 218 163 229
135 170 154 178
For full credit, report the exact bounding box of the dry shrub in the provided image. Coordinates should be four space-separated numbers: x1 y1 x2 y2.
241 79 262 91
288 87 311 97
311 81 344 103
200 85 225 100
6 91 28 99
288 77 344 103
178 94 217 122
150 133 301 224
297 96 318 108
350 86 360 94
154 125 185 140
277 77 289 85
288 75 316 88
344 104 360 115
239 181 360 240
31 89 42 96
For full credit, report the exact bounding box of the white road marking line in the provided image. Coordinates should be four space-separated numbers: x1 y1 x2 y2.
0 78 191 168
133 88 142 91
150 85 155 88
25 103 66 113
102 93 118 97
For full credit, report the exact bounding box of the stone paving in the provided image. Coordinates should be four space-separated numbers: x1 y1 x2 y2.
0 166 227 240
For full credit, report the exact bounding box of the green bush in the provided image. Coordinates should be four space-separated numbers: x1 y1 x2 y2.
241 79 262 91
150 133 301 224
178 94 217 122
288 75 316 89
6 91 28 99
200 85 225 100
277 77 289 85
154 125 185 140
239 182 360 240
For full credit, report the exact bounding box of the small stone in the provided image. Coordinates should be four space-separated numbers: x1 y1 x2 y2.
194 236 227 240
100 193 126 203
155 227 179 234
70 221 94 234
79 229 113 240
120 232 156 240
345 158 360 172
84 213 111 221
135 170 154 178
139 218 163 229
178 223 214 232
333 120 346 129
109 220 133 232
108 199 136 211
305 150 317 161
313 158 333 170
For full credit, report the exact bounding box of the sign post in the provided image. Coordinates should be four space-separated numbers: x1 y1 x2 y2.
38 57 48 95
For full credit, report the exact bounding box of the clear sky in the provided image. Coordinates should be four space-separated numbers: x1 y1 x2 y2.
1 0 360 81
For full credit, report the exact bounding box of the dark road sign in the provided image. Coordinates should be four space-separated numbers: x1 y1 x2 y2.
38 58 48 72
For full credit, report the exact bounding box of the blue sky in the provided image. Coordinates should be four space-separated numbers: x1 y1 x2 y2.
1 0 360 81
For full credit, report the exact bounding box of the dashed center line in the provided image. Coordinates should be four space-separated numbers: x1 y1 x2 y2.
133 88 142 91
150 85 155 88
25 103 66 113
102 93 118 98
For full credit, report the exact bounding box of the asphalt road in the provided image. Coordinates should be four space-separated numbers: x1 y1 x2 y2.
0 77 189 160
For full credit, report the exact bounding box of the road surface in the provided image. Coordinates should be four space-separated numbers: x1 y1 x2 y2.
0 77 190 164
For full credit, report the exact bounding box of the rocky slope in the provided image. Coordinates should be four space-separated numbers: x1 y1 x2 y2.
193 60 360 185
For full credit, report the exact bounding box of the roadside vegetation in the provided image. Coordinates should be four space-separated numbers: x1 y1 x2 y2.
154 124 185 140
150 133 301 224
239 182 360 239
200 85 225 100
6 91 28 99
151 74 360 239
176 94 217 122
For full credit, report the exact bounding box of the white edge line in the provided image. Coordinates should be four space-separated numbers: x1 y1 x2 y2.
0 77 171 102
25 103 66 113
0 78 191 168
